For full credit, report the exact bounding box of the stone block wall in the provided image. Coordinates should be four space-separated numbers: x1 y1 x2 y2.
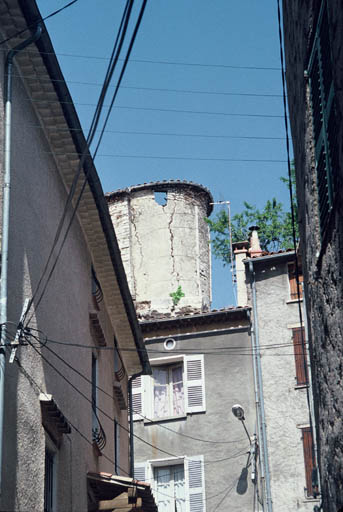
283 1 343 509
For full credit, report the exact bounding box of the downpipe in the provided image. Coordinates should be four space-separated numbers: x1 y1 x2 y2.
0 24 42 493
249 260 273 512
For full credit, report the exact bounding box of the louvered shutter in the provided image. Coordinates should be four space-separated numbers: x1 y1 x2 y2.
302 427 315 497
132 375 144 421
134 461 147 482
185 355 206 413
186 455 206 512
308 0 336 238
292 328 308 385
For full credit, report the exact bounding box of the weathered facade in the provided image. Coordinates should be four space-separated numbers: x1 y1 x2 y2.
107 182 213 318
283 1 343 509
133 309 257 512
235 236 319 511
0 2 154 511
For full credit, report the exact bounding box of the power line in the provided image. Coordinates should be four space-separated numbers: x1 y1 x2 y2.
0 46 281 71
26 331 254 446
10 72 283 98
8 121 286 141
17 96 286 119
0 148 286 164
22 0 143 324
0 0 80 47
24 335 182 460
25 326 306 354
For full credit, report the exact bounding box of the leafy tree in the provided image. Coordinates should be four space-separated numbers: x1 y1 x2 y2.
206 168 298 266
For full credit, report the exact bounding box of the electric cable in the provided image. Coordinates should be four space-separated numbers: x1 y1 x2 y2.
22 0 138 324
0 46 281 71
5 120 286 140
26 326 308 354
13 96 287 119
0 147 287 164
26 0 149 322
24 335 182 459
7 71 284 98
28 331 252 447
0 1 80 47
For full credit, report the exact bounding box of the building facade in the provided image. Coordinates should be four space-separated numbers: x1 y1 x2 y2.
0 2 154 511
134 309 256 512
234 233 319 511
283 1 343 509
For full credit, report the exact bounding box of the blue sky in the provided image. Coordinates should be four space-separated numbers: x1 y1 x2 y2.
37 0 292 308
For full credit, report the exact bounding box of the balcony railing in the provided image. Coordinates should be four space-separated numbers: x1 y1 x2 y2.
92 408 106 452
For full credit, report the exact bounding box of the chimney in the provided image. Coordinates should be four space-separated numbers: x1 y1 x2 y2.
249 226 263 258
233 241 249 306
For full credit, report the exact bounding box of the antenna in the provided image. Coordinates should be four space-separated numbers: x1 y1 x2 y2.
210 200 237 305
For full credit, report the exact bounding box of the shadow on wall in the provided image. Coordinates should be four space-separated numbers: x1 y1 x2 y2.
236 466 249 495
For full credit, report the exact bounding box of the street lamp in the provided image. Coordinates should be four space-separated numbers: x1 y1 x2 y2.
231 404 257 484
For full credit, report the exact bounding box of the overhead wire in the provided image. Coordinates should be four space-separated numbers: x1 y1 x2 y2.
27 331 251 447
0 0 80 47
7 72 285 98
25 325 306 354
5 121 286 140
23 0 148 325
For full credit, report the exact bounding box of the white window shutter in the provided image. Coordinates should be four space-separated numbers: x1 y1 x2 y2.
134 461 147 482
132 375 144 421
185 355 206 413
186 455 206 512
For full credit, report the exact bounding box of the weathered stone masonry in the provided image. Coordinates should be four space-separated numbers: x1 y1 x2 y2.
106 181 213 318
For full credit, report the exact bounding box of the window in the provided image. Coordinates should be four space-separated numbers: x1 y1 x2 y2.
292 327 308 386
44 448 55 512
132 355 206 421
153 365 184 418
301 427 317 497
288 262 303 300
308 0 337 238
134 455 206 512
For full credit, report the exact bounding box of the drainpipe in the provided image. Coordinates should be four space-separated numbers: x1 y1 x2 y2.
249 260 273 512
0 24 42 493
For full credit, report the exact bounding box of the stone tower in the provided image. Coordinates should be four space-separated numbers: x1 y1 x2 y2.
106 180 213 318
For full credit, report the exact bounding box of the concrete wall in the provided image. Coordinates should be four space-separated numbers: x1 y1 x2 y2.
245 256 315 511
0 35 129 512
283 2 343 509
134 326 256 511
108 183 212 318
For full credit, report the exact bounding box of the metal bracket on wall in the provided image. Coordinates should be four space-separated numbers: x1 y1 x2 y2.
9 298 29 364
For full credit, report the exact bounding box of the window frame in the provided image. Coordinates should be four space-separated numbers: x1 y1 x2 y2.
287 262 303 301
134 455 206 512
151 362 185 419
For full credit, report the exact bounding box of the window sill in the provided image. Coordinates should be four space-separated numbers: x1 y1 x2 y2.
286 298 303 304
144 414 187 425
294 384 309 390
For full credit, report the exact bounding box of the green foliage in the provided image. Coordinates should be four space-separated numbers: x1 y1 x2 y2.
205 167 299 266
170 285 185 306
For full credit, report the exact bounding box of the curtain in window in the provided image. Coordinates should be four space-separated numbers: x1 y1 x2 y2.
155 467 172 512
153 368 169 417
172 367 185 415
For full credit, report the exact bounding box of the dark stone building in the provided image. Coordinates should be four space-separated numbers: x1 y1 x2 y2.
282 1 343 509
